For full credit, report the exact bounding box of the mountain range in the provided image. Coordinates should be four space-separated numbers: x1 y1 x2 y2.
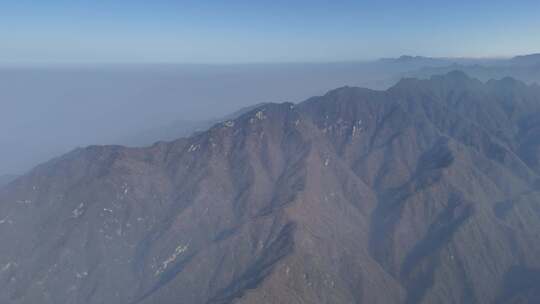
2 55 539 178
382 53 540 66
401 54 540 85
1 71 540 303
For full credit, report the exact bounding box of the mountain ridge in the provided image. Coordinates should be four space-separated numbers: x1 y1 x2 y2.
1 71 540 304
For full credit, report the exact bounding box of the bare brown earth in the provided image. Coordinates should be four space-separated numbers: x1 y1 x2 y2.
1 71 540 304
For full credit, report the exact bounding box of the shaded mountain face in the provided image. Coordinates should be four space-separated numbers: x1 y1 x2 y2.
1 72 540 304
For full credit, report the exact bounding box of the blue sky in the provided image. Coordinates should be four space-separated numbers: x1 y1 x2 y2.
2 0 540 64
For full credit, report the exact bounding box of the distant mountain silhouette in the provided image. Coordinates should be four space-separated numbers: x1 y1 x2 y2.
407 64 540 85
401 53 540 85
379 55 456 66
511 53 540 66
1 72 540 303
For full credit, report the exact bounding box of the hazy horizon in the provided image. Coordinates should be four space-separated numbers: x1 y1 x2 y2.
3 0 540 65
0 54 533 67
2 0 540 175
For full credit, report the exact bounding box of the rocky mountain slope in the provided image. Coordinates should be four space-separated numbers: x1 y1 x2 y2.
1 71 540 304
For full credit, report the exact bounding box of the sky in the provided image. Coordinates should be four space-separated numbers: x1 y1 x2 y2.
2 0 540 64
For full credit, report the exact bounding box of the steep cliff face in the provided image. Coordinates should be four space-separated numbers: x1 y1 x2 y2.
1 72 540 304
